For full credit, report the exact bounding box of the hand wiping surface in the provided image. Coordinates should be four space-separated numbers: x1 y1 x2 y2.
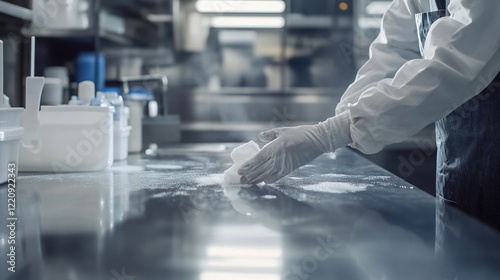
224 141 261 184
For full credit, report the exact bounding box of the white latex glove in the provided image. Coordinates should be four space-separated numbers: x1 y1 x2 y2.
238 111 352 184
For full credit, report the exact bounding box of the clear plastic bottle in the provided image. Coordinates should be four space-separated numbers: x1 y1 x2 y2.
104 92 124 122
68 96 82 106
90 92 111 107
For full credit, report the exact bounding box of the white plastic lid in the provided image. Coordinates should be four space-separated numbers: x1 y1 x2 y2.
78 81 95 105
41 105 114 113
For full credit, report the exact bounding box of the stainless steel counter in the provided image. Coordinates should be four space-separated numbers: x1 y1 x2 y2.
2 144 500 280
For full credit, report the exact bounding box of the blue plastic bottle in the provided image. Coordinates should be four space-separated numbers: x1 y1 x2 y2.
76 52 106 91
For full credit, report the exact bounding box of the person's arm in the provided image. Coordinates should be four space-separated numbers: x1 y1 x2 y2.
336 0 421 115
349 0 500 154
239 0 500 184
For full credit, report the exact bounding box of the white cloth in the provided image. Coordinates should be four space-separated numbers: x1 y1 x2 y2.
336 0 500 154
224 141 261 184
238 112 352 184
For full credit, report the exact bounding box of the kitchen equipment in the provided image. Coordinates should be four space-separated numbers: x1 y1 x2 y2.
0 40 24 184
19 38 114 172
142 115 181 148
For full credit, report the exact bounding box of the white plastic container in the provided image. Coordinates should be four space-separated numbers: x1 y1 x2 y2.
113 125 131 161
0 108 24 184
126 100 143 153
19 106 114 172
41 77 63 105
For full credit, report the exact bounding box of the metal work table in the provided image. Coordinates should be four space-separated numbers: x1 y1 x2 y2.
2 144 500 280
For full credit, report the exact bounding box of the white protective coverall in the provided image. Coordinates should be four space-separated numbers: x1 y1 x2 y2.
238 0 500 186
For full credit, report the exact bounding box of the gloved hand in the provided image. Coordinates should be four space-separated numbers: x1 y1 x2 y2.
238 111 352 184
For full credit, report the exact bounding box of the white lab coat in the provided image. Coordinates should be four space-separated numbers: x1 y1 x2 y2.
335 0 500 154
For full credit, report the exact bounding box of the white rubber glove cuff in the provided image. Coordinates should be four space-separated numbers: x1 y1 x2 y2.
317 111 353 153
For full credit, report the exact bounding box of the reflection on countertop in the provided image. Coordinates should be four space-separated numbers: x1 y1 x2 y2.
1 145 500 280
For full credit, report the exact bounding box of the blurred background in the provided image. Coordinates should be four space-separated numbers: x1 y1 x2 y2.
0 0 436 193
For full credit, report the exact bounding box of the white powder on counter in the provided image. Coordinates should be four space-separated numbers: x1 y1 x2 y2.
301 182 368 194
111 165 145 172
145 164 184 170
195 174 225 187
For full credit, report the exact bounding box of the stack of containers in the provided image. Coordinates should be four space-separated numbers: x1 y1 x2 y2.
0 40 24 184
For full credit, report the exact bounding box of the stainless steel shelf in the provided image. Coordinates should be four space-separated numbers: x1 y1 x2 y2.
30 28 150 47
0 1 32 21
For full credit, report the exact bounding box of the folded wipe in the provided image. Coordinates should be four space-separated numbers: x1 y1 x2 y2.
224 141 260 184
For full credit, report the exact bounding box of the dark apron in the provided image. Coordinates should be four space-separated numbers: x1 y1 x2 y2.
415 0 500 230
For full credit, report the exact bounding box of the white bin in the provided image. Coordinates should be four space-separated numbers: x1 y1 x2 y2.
19 106 114 172
0 108 24 184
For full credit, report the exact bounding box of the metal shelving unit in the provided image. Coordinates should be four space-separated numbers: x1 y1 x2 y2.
27 0 164 48
31 28 153 47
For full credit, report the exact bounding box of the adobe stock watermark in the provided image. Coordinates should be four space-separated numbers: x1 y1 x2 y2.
444 73 500 131
111 267 135 280
7 0 72 54
338 28 379 64
199 0 245 14
142 67 168 92
397 137 436 178
270 106 297 128
283 235 341 280
51 117 112 172
397 72 500 178
179 192 210 224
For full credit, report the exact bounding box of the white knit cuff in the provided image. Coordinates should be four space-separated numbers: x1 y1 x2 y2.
318 111 353 153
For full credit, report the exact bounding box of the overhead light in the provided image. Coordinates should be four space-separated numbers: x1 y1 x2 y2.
339 2 349 11
197 0 285 14
207 246 282 258
211 16 285 28
358 17 382 29
365 1 392 15
202 258 281 268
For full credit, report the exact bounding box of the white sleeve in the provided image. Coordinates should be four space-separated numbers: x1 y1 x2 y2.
347 0 500 154
335 0 421 115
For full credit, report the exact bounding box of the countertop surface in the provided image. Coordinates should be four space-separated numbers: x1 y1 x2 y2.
2 144 500 280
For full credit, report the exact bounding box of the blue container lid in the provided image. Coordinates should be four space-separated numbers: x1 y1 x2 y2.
126 88 154 101
101 87 122 94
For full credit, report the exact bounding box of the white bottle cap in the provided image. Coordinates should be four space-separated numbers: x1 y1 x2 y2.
78 81 95 106
148 100 158 118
